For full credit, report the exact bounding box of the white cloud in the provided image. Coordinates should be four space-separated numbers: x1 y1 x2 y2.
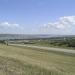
0 22 24 34
0 22 20 28
41 16 75 30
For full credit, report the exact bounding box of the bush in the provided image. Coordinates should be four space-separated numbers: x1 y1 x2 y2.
0 40 6 44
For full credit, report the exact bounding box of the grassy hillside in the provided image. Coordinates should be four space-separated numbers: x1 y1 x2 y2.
29 39 75 49
0 44 75 75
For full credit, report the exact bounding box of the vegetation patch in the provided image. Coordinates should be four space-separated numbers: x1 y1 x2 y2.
0 56 59 75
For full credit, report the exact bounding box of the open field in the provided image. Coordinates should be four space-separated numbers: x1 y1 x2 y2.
9 44 75 56
0 44 75 75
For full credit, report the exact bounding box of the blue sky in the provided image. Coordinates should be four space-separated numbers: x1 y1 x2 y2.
0 0 75 34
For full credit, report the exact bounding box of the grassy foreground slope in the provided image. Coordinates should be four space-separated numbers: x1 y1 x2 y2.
0 44 75 75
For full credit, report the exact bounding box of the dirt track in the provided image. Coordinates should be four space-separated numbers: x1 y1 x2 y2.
10 44 75 56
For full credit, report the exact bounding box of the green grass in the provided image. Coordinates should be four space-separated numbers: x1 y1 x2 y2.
29 40 75 50
0 44 75 75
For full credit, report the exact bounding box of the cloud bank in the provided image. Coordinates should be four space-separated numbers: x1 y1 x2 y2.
0 22 20 28
40 16 75 34
0 22 24 34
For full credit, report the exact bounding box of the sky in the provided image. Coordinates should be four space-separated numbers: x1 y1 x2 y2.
0 0 75 35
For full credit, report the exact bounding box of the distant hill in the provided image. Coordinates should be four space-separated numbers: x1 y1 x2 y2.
0 34 75 40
